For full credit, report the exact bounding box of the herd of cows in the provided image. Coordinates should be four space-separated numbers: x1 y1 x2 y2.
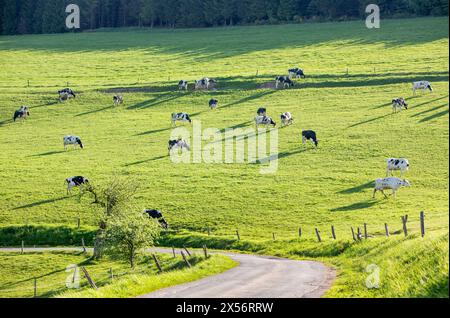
9 68 436 228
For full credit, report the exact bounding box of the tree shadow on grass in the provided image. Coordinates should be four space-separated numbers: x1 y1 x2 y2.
255 147 308 163
124 155 169 167
337 181 374 194
331 200 378 212
220 90 278 109
411 103 448 118
134 126 172 136
13 196 70 210
348 113 392 128
127 92 184 110
0 119 13 127
419 108 449 123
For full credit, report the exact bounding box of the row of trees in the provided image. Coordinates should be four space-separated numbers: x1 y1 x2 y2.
1 0 448 35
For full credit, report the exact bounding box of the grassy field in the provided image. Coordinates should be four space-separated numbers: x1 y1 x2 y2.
0 250 235 298
0 17 448 297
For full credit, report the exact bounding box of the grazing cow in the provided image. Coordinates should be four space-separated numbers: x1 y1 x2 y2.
144 209 169 229
392 97 408 113
257 107 267 116
58 88 76 102
373 177 411 199
302 130 318 148
178 80 189 91
168 138 190 154
413 81 433 95
386 158 410 177
195 78 216 90
255 115 276 129
280 112 293 126
113 95 123 106
64 135 84 150
171 112 192 126
288 68 306 79
275 76 294 89
65 176 89 195
209 99 218 110
13 106 30 122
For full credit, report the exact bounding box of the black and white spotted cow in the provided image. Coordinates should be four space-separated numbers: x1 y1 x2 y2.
392 97 408 113
302 130 319 148
209 99 218 110
280 112 293 126
65 176 89 195
171 112 192 126
144 209 169 229
178 80 189 91
13 106 30 122
386 158 410 177
168 138 190 154
63 135 84 150
288 68 306 79
58 88 76 102
257 107 267 116
113 95 123 106
195 78 216 90
255 115 276 129
413 81 433 95
275 76 294 89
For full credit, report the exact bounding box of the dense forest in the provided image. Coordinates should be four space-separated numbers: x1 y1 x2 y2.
0 0 448 35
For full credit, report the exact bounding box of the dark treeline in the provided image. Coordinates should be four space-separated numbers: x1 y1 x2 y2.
0 0 448 35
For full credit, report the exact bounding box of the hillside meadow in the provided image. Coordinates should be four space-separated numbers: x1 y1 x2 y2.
0 17 448 297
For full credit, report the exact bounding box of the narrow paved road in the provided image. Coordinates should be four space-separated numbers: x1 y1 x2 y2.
1 247 335 298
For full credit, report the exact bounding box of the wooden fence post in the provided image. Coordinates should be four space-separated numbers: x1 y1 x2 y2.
181 251 191 268
364 223 368 239
152 254 163 273
203 245 208 258
77 218 80 229
420 211 425 237
331 225 336 240
401 215 408 236
272 233 276 241
298 227 302 238
384 223 390 237
21 240 24 254
256 69 259 76
109 268 114 280
183 246 191 257
315 228 322 242
172 246 176 258
357 227 362 240
33 278 37 298
81 267 98 290
207 227 211 236
27 80 30 88
236 230 240 241
81 237 86 253
351 227 356 241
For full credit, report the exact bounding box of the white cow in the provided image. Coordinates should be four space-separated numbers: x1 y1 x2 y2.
386 158 410 177
65 176 89 195
178 80 189 91
373 177 411 199
168 138 190 154
392 98 408 113
113 95 123 106
413 81 433 95
171 112 192 126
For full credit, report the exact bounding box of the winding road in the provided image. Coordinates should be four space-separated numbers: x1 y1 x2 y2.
1 247 335 298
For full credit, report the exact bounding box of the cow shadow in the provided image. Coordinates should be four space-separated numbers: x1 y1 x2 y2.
124 155 169 167
75 105 115 117
31 150 66 157
331 200 378 212
13 196 70 210
0 119 13 127
337 181 374 194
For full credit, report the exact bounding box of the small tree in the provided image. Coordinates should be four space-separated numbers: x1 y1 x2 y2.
101 209 161 268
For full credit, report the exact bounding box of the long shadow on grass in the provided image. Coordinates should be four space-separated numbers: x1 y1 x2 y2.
348 113 392 128
255 148 309 163
75 105 115 117
338 181 374 194
13 196 70 210
134 126 173 136
221 90 278 109
331 200 378 212
30 150 66 157
0 119 13 127
124 155 168 167
127 92 185 110
419 108 449 123
411 103 448 118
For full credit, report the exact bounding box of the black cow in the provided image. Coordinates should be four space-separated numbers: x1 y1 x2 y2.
13 106 30 122
144 209 169 229
275 76 294 89
302 130 318 148
209 99 218 109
